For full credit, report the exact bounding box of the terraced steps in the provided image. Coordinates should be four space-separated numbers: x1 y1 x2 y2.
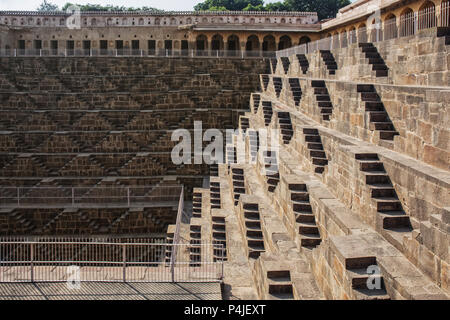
272 77 282 98
241 202 265 259
267 270 294 300
311 80 333 121
277 112 294 144
192 191 202 218
302 128 328 174
280 57 290 74
210 182 221 210
357 84 399 142
262 101 273 126
358 43 389 77
296 54 309 74
344 256 390 300
319 50 337 75
211 216 227 262
288 182 321 248
288 78 302 106
355 153 413 242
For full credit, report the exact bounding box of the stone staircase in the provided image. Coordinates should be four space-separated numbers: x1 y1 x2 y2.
252 93 261 113
355 153 413 246
280 57 290 74
261 151 280 193
210 181 221 210
261 75 270 91
231 167 246 206
359 43 389 77
266 270 294 299
240 201 265 259
287 182 322 248
311 80 333 121
296 54 309 74
270 58 278 74
302 127 329 174
288 78 302 106
189 224 202 267
262 101 273 126
344 256 390 300
211 216 227 262
277 111 294 144
319 50 338 75
192 190 203 218
272 77 282 98
357 84 399 143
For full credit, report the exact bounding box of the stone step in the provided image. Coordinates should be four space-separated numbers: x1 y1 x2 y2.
288 183 307 192
347 268 384 289
370 122 395 131
345 256 377 269
365 101 385 111
370 184 395 198
318 101 332 108
293 201 312 213
296 212 316 223
359 160 384 172
298 222 319 235
305 135 321 142
372 64 388 71
369 111 389 122
378 211 411 229
361 92 380 101
310 150 326 158
315 94 331 102
365 172 390 185
307 142 323 150
300 234 321 247
357 84 375 93
303 128 318 135
312 157 328 166
291 191 309 202
379 130 399 140
376 70 389 77
374 198 403 212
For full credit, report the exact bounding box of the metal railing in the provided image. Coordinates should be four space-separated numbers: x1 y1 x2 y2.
0 48 276 58
0 186 182 208
0 240 224 283
277 2 450 58
169 185 184 282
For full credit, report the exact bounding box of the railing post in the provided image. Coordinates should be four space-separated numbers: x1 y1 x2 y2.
127 187 130 206
30 243 34 282
72 188 75 206
17 188 20 206
122 244 126 282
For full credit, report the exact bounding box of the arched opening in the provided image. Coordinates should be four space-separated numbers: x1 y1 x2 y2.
369 18 382 42
262 35 276 53
278 35 292 50
357 23 367 42
299 36 311 45
227 35 240 56
418 1 436 30
196 34 208 56
211 34 224 52
246 35 260 57
341 30 348 47
440 0 450 27
349 27 357 44
384 14 397 40
400 8 415 37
